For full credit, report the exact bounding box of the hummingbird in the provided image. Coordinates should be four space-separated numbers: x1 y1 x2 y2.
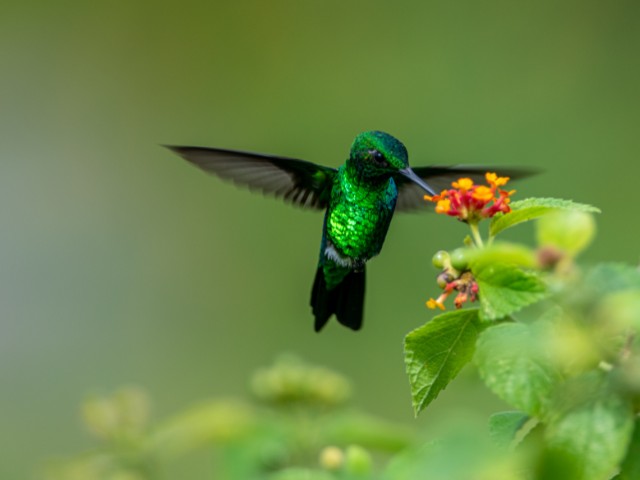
167 131 527 332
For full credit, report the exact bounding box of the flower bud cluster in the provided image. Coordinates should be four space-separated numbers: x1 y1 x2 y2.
427 250 479 310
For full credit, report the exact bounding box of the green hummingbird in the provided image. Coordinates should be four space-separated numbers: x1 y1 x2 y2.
167 131 527 332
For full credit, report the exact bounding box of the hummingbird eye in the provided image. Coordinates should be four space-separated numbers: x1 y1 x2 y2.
369 150 389 168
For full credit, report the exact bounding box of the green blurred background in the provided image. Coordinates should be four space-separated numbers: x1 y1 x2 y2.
2 0 639 477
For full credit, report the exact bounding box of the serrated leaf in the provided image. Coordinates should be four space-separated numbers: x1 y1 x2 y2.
545 374 634 480
405 309 483 416
490 198 600 237
472 261 547 320
619 419 640 480
510 197 601 212
488 411 530 450
475 322 561 416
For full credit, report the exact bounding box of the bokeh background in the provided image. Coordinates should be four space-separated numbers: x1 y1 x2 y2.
2 0 639 477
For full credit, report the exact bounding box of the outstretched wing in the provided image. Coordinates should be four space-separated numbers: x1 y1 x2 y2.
395 166 538 212
166 146 337 210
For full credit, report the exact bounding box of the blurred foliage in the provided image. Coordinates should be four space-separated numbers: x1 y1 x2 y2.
42 356 415 480
405 188 640 479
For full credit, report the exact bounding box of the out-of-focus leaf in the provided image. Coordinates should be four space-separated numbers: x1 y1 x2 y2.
149 399 256 456
384 421 522 480
619 419 640 480
585 263 640 294
490 198 600 237
404 309 483 415
545 373 634 480
81 387 150 440
250 355 351 407
475 322 561 417
322 412 416 452
266 467 336 480
488 411 530 450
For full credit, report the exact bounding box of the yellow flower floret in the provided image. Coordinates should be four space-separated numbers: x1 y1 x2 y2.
472 185 493 202
426 298 446 310
486 172 510 188
435 198 451 214
452 178 474 191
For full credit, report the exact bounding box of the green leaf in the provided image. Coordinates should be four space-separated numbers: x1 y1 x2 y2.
472 261 547 320
475 322 561 416
619 419 640 480
459 242 538 269
545 373 635 480
488 411 530 450
489 198 600 237
405 309 483 416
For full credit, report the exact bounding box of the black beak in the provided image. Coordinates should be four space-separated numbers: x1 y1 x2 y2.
399 167 437 196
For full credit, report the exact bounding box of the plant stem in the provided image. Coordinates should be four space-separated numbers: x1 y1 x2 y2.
469 222 484 248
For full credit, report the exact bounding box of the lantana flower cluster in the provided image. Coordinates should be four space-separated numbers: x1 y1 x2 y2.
424 172 514 223
425 172 515 311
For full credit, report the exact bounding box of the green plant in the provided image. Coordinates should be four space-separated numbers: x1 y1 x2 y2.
41 357 415 480
405 173 640 479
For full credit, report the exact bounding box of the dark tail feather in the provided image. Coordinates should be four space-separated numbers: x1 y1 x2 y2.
311 267 366 332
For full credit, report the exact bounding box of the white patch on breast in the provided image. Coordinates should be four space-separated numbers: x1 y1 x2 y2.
324 244 354 267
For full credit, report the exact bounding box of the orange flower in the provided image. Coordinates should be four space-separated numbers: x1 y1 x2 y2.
423 172 514 223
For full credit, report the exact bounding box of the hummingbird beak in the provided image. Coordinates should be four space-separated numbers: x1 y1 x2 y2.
399 167 437 196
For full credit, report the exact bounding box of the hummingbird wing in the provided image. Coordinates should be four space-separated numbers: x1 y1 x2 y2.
395 166 537 212
166 146 337 210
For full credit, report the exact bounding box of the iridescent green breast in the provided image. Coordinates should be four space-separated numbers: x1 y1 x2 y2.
325 168 398 263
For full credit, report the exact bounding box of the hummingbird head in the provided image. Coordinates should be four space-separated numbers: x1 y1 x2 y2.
349 131 436 195
350 131 408 175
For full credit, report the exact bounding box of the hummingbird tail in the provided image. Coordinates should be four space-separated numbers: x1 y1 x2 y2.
311 266 366 332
